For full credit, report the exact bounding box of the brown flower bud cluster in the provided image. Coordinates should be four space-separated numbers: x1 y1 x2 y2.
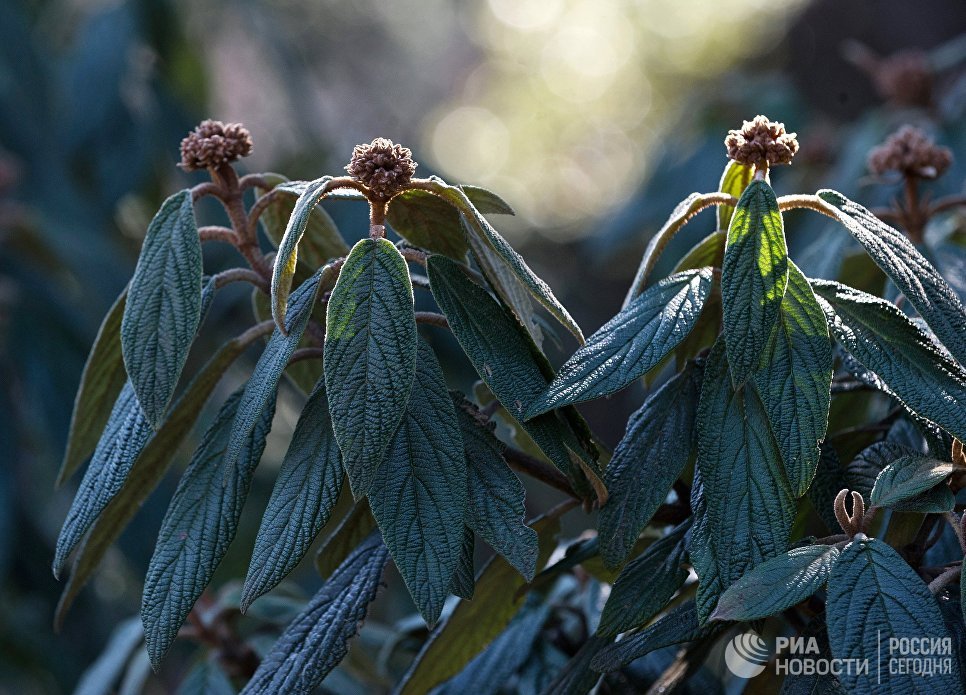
345 138 417 199
179 120 253 172
867 125 952 179
724 115 799 168
873 50 933 108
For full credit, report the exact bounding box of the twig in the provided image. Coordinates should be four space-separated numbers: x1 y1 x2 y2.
928 566 962 594
288 347 325 365
503 446 577 499
198 225 237 244
414 311 449 328
212 267 268 292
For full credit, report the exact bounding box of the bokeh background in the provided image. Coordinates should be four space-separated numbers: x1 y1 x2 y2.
2 0 966 692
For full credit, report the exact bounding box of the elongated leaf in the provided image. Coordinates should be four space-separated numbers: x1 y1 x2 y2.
688 469 723 623
597 364 702 566
386 190 469 260
753 263 833 496
451 527 476 600
59 287 128 486
711 545 839 621
597 521 690 637
672 230 726 274
818 190 966 367
178 660 236 695
454 395 538 581
463 185 516 216
367 340 466 625
242 379 344 612
718 160 754 230
121 189 203 427
721 179 788 382
314 500 378 579
141 387 276 669
74 617 143 695
826 537 961 695
53 383 152 577
809 445 848 534
812 280 966 441
325 237 416 498
870 455 954 509
526 269 713 416
696 339 795 597
241 533 389 695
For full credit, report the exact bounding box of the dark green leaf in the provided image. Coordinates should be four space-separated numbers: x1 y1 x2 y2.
870 455 954 509
242 379 344 612
721 179 788 382
325 237 417 498
451 527 476 600
463 185 516 216
367 340 466 625
672 231 726 274
597 364 702 566
314 500 378 579
177 660 236 695
818 190 966 367
809 445 847 534
526 269 713 416
688 469 722 623
846 441 916 504
812 280 966 442
141 386 276 669
718 160 754 230
240 532 389 695
121 189 203 427
597 521 690 637
826 537 961 695
779 616 847 695
711 545 839 621
753 263 833 496
386 189 469 260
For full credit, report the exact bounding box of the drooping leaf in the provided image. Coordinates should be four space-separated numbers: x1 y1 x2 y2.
454 395 538 581
818 190 966 367
367 340 466 625
870 455 954 510
121 189 203 427
526 269 713 416
688 469 722 623
597 364 702 566
177 660 236 695
597 521 690 637
242 379 344 612
812 280 966 442
672 230 726 274
451 527 476 600
386 189 470 260
73 617 143 695
240 533 389 695
753 263 833 496
826 537 961 695
721 179 788 382
463 185 516 216
711 545 840 622
59 287 128 486
314 500 378 579
718 160 754 230
325 237 416 498
141 387 276 669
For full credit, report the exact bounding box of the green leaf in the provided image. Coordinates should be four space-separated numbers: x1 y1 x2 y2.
53 383 152 577
870 455 954 509
818 190 966 367
73 617 143 695
526 269 713 416
753 263 833 496
688 469 723 623
696 338 795 597
314 500 378 579
721 179 788 382
451 527 476 600
242 379 344 612
812 280 966 442
59 287 128 486
826 537 961 695
809 445 848 535
325 237 417 498
367 340 467 625
240 533 389 695
386 190 469 260
717 160 754 230
597 364 702 566
454 395 538 581
672 230 726 275
711 545 840 621
463 185 516 216
846 441 916 504
121 189 203 427
141 386 276 669
597 521 690 637
177 660 236 695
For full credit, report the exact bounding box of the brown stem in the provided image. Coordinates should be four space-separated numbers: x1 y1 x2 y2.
191 181 224 203
198 225 237 244
903 177 925 243
289 347 325 365
399 247 429 266
237 320 276 343
246 187 286 238
414 311 449 328
503 447 578 499
238 173 270 191
929 193 966 217
928 565 961 594
213 268 268 292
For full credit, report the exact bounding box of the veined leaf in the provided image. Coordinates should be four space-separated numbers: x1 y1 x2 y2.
819 190 966 367
240 533 389 695
451 528 476 600
846 441 918 504
121 189 203 427
597 521 690 637
688 470 724 623
314 500 378 579
870 455 954 509
386 190 469 260
367 340 466 625
721 179 788 383
711 545 840 621
718 160 754 230
325 237 416 498
242 379 344 612
59 287 128 486
809 445 848 535
141 387 276 669
454 395 538 581
812 280 966 442
526 269 713 417
827 537 961 695
672 231 726 275
597 364 702 566
753 263 833 497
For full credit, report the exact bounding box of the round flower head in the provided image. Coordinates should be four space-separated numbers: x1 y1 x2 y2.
345 138 417 199
873 50 933 108
179 120 253 172
724 115 799 168
867 125 952 179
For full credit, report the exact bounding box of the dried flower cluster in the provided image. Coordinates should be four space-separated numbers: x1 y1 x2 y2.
724 115 799 168
872 50 934 108
867 125 952 179
345 138 417 199
179 120 253 172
